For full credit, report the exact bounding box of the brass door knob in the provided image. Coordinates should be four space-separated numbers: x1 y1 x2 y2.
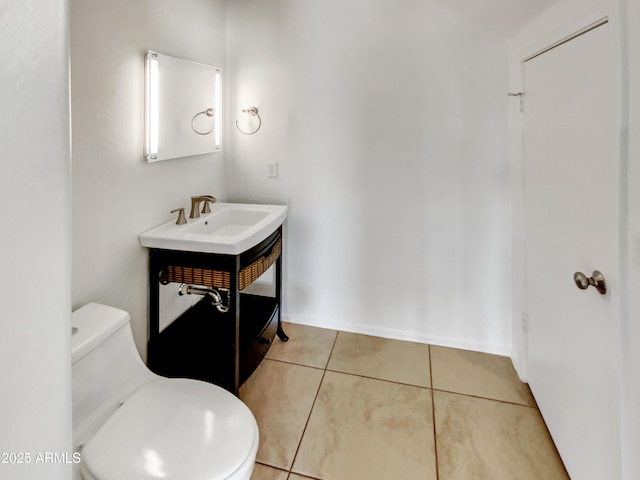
573 270 607 294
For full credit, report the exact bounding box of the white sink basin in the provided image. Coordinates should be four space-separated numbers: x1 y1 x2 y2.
139 203 287 254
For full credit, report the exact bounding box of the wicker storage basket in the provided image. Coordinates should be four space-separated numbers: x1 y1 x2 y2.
160 238 281 291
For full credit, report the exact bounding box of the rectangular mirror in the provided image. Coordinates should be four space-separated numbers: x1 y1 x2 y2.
145 51 221 162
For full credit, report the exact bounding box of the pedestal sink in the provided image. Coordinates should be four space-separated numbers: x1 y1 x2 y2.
139 203 287 255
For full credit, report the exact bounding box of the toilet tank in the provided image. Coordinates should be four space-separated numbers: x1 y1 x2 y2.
71 304 158 451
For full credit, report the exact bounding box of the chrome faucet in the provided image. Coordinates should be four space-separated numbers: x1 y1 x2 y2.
190 195 217 218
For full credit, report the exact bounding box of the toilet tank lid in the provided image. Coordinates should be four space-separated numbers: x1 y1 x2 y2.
71 303 130 364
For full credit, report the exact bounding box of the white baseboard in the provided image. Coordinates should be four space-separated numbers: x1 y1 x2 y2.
282 313 512 357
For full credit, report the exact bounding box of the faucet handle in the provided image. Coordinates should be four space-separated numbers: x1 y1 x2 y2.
201 195 217 214
170 208 187 225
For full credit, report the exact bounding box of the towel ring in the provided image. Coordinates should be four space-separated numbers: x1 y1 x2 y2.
235 107 261 135
191 108 215 135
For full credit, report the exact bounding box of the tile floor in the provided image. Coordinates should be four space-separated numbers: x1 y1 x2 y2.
240 323 569 480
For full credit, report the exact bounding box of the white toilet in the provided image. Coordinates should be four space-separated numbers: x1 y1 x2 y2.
71 303 258 480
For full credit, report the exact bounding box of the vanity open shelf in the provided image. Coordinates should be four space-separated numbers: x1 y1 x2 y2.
146 226 287 395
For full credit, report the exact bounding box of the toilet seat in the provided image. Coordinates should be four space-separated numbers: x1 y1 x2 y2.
80 378 258 480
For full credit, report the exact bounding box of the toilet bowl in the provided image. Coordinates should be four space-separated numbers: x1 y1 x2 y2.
71 303 258 480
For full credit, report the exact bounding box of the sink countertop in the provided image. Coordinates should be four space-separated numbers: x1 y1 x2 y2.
139 203 287 255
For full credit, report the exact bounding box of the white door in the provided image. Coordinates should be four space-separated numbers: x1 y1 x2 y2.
524 21 620 479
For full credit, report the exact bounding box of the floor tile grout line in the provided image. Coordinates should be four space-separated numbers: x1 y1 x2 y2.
264 357 327 371
431 387 539 409
429 345 440 480
323 330 340 370
286 330 340 479
253 461 323 480
323 368 431 390
270 337 536 409
266 361 432 392
253 461 288 474
270 358 535 408
289 472 322 480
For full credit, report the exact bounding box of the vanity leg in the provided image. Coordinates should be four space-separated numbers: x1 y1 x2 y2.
229 255 241 396
147 252 161 369
276 322 289 342
275 245 289 342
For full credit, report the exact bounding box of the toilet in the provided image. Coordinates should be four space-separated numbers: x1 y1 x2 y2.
71 303 258 480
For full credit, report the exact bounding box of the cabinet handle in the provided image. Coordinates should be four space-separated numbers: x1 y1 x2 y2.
259 337 272 346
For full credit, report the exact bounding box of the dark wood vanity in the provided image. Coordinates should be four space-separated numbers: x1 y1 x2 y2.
146 226 287 395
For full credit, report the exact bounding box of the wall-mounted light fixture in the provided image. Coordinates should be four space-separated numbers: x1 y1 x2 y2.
144 50 222 163
214 69 222 148
145 51 160 160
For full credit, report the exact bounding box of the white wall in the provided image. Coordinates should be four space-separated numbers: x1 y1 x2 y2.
226 0 511 354
0 1 72 478
70 0 227 355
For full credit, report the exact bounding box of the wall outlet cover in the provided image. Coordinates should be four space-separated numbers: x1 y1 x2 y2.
267 161 278 178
